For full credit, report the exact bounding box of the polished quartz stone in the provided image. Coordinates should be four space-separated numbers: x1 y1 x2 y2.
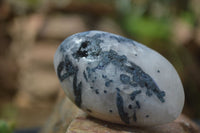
54 31 185 126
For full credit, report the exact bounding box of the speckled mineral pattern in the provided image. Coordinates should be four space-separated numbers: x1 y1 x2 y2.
54 31 185 126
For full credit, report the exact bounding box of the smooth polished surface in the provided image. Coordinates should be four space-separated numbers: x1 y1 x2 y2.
54 31 185 126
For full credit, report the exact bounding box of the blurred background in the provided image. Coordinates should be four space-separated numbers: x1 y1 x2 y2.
0 0 200 132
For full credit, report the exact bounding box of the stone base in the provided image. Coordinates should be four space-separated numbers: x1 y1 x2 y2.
67 114 200 133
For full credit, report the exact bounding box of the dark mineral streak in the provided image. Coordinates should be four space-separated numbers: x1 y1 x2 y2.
58 32 166 124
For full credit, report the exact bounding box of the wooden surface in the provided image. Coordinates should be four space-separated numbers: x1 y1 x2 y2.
67 114 200 133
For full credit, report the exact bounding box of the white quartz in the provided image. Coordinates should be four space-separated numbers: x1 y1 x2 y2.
54 30 185 126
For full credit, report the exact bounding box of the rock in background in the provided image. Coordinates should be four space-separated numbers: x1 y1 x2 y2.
40 91 83 133
67 114 200 133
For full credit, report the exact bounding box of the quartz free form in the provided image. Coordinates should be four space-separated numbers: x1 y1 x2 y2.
54 31 185 126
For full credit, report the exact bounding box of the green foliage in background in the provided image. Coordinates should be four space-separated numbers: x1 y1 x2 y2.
0 104 17 133
180 11 196 26
116 0 196 43
0 120 14 133
116 0 172 43
123 15 170 42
